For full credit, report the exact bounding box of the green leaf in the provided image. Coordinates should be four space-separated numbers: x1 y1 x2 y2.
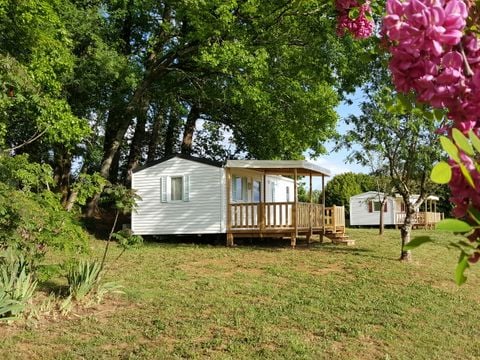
403 236 433 250
436 219 472 233
459 163 475 188
433 108 444 121
467 206 480 225
397 93 413 112
469 130 480 153
452 128 474 156
348 7 360 19
430 161 452 184
455 252 470 285
439 136 460 163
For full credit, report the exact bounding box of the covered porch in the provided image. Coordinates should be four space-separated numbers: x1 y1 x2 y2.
225 160 348 247
395 195 444 229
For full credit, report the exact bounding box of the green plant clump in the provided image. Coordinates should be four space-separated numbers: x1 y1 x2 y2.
67 259 102 301
0 182 89 266
0 249 37 320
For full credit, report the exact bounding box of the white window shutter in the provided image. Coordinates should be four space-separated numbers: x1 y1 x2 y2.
183 175 190 202
160 176 167 203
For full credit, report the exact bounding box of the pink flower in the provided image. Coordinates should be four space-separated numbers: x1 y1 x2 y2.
336 2 374 39
336 0 360 10
383 0 468 56
449 155 480 217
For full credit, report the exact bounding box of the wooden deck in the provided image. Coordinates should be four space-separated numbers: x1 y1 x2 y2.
227 202 346 246
395 211 444 229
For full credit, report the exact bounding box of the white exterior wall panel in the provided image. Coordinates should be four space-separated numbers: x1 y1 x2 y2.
132 157 224 235
349 192 397 226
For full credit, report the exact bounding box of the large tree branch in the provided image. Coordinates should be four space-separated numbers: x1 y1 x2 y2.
3 126 50 153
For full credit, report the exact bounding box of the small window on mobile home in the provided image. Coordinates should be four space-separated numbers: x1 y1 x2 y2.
232 176 248 201
253 180 261 202
286 186 290 202
160 175 190 202
369 200 388 212
171 176 183 201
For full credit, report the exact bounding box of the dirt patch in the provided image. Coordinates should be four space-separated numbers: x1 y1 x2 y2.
1 294 135 336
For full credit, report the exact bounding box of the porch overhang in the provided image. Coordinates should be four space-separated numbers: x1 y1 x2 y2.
225 160 331 177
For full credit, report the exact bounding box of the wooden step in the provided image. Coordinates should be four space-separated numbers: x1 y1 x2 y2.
326 234 355 246
332 238 355 246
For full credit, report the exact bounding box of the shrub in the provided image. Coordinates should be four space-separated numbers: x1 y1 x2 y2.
0 183 89 267
112 229 143 260
0 154 53 192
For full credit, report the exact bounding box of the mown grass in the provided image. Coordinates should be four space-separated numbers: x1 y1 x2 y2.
2 229 480 359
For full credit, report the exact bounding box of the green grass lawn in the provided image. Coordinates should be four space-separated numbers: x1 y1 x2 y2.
2 229 480 359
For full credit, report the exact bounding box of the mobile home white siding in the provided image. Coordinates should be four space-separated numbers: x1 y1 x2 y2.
132 157 224 235
349 192 397 226
266 175 294 202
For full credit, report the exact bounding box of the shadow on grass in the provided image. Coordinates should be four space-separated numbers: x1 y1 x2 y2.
143 235 378 254
37 279 69 297
314 243 401 261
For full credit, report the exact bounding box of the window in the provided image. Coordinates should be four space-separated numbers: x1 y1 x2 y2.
369 200 387 212
286 186 290 202
171 176 183 201
160 175 190 202
253 180 261 202
232 176 248 201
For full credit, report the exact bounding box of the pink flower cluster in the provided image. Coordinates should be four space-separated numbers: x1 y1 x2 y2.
383 0 480 131
383 0 480 218
448 156 480 218
336 0 374 39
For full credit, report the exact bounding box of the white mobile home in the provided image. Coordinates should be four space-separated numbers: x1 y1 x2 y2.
132 154 348 246
131 155 294 235
349 191 443 227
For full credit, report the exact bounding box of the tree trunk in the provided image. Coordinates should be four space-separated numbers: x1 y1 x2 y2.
181 104 200 155
53 148 72 205
164 111 180 156
86 82 152 217
147 112 164 162
379 208 384 236
65 191 78 212
379 197 386 236
400 207 413 261
109 149 121 184
125 111 147 184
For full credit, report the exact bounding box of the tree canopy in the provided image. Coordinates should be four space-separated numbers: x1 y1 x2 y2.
0 0 378 213
324 172 376 217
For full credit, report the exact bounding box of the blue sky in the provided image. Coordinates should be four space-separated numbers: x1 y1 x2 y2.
307 89 369 189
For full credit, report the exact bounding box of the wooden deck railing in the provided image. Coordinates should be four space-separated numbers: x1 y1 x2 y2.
395 211 444 226
230 202 345 231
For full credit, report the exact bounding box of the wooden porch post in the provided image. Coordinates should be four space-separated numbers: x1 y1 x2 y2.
261 171 266 231
332 205 337 231
426 199 430 228
292 168 298 248
307 172 313 245
321 174 325 243
226 167 234 247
